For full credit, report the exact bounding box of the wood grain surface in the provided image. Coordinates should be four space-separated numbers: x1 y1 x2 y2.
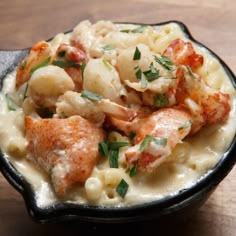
0 0 236 235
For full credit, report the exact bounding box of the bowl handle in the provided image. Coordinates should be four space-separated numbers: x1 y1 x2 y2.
0 49 28 84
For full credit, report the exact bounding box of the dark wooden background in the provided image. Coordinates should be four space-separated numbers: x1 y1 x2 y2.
0 0 236 235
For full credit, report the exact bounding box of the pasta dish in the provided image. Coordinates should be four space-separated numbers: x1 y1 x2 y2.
0 20 235 207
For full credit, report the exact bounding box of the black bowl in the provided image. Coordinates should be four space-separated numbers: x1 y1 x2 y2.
0 21 236 224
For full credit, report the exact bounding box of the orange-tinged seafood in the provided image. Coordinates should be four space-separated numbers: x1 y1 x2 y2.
109 108 193 172
163 38 204 71
107 39 231 172
16 41 52 88
25 115 104 196
175 68 230 125
54 43 87 91
163 38 230 125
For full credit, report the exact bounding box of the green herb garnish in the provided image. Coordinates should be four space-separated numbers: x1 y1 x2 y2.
116 179 129 198
81 59 86 81
102 45 115 51
81 90 103 101
135 68 142 79
153 94 169 108
186 65 197 79
178 120 192 130
143 63 160 82
102 60 112 70
153 137 167 146
164 77 177 80
109 141 129 150
23 83 29 101
109 149 119 168
5 93 16 111
99 141 109 157
30 57 51 73
19 61 27 70
139 134 152 151
154 55 175 71
131 25 147 33
133 47 141 60
120 29 130 33
129 161 138 177
120 25 147 34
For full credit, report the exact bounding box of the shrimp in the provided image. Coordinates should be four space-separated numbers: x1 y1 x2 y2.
54 43 87 91
16 41 52 88
25 115 104 196
109 108 194 172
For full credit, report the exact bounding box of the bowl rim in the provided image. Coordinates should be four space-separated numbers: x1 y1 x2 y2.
0 20 236 223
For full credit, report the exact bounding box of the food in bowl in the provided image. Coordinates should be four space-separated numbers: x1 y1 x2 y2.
0 20 235 210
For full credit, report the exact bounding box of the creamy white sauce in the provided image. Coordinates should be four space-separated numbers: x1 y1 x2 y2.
0 22 235 208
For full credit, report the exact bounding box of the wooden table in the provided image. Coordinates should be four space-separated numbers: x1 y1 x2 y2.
0 0 236 235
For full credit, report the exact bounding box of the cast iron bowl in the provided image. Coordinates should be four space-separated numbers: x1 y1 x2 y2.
0 21 236 224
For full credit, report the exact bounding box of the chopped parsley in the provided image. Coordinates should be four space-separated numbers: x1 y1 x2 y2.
133 47 141 60
131 25 147 33
102 45 115 51
186 65 197 79
153 94 169 108
178 120 192 130
81 90 103 101
143 63 160 82
23 83 29 101
81 59 86 81
120 29 130 33
139 134 152 151
154 55 175 71
102 59 112 70
19 61 27 70
99 141 109 157
129 161 138 177
109 141 129 150
135 68 142 79
134 63 160 87
99 140 129 168
30 57 51 73
116 179 129 198
109 149 119 168
5 93 16 111
153 137 167 146
120 25 147 34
